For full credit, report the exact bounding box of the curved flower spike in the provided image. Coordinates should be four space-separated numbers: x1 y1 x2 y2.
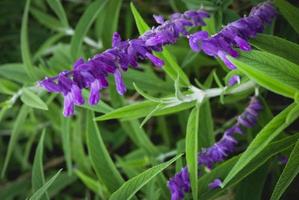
168 96 262 200
38 9 209 116
188 1 276 70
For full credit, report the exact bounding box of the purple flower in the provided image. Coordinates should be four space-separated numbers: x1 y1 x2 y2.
228 75 241 86
188 2 276 70
168 96 262 200
208 178 223 189
167 167 190 200
38 9 209 116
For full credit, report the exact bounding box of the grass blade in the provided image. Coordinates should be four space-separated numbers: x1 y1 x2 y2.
110 154 182 200
270 140 299 200
222 103 299 186
29 169 62 200
32 130 49 200
186 105 200 200
70 0 107 60
86 111 124 193
275 0 299 34
61 117 72 175
21 0 37 80
46 0 69 27
1 105 30 177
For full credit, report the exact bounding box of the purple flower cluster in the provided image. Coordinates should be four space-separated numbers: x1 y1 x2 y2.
168 96 262 200
188 1 276 70
38 10 209 116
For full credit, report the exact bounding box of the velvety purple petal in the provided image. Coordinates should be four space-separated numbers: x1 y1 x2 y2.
217 51 236 69
63 93 75 117
38 79 61 93
153 15 164 24
89 79 101 105
71 84 84 105
112 32 121 48
145 52 164 67
114 69 126 95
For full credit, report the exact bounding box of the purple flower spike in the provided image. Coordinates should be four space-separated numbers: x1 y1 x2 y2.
39 9 209 116
168 96 262 200
188 1 276 71
208 178 223 189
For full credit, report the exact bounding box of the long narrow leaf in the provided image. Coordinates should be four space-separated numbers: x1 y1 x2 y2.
1 105 30 177
110 154 182 200
186 105 200 200
270 140 299 200
223 103 299 186
21 0 37 80
32 130 49 200
86 111 124 193
70 0 107 59
29 169 62 200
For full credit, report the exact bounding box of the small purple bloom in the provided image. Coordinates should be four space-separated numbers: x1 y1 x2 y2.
153 15 165 24
208 178 223 189
228 75 241 86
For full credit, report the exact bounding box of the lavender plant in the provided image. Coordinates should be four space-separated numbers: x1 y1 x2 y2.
1 0 299 200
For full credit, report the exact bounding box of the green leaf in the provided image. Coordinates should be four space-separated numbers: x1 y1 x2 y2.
29 169 62 200
199 132 299 199
21 88 48 110
75 170 106 197
32 130 49 200
130 3 150 33
86 111 124 193
198 100 214 148
110 154 182 200
230 50 299 98
70 0 107 60
274 0 299 34
46 0 69 27
0 63 31 83
101 0 122 48
95 100 195 121
251 34 299 66
21 0 37 80
30 7 64 31
186 105 200 200
270 140 299 200
235 164 269 200
130 3 190 86
61 117 72 175
1 105 30 177
222 103 299 186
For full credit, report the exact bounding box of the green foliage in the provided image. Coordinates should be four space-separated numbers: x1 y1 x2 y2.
110 154 182 200
186 105 200 200
1 0 299 199
271 140 299 200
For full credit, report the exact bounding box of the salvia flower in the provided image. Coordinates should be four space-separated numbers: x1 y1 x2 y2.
38 10 209 116
168 96 262 200
228 75 241 86
208 178 223 189
188 1 276 70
